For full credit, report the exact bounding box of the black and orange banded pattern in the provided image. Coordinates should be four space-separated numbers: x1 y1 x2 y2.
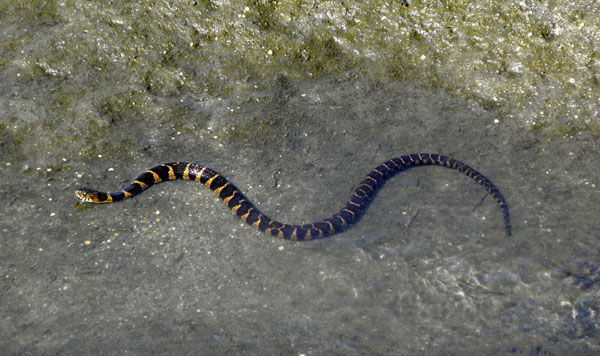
75 154 511 239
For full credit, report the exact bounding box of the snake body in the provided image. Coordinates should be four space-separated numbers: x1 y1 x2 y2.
75 154 511 240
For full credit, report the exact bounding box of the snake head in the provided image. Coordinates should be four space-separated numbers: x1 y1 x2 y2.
75 188 103 203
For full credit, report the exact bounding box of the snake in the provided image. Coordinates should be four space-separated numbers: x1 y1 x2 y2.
75 154 511 240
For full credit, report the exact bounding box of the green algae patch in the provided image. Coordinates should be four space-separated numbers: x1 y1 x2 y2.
1 0 599 169
543 121 599 139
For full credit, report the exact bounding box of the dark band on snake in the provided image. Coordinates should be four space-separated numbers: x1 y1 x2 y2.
75 154 511 240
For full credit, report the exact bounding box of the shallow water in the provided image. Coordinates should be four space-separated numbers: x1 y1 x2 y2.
1 1 599 355
2 77 598 355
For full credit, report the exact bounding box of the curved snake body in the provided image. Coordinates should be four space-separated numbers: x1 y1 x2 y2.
76 154 511 240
